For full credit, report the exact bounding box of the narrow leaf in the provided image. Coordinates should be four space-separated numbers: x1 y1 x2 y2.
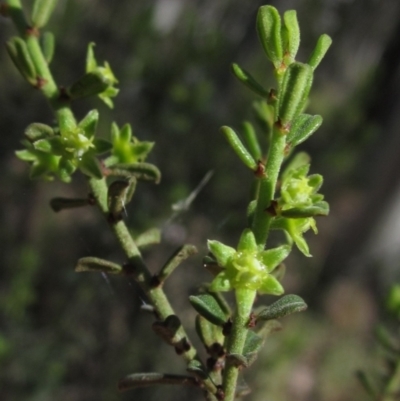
231 63 269 97
256 294 307 322
107 162 161 184
308 34 332 70
75 256 123 274
242 121 262 161
287 114 323 148
189 294 228 326
41 31 55 64
280 201 329 218
135 228 161 248
50 197 91 212
31 0 57 28
282 10 300 63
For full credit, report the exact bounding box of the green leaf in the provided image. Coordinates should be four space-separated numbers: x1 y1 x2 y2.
242 121 262 161
157 245 198 284
75 257 123 274
308 34 332 70
78 154 102 179
256 5 283 69
195 315 224 351
287 114 323 148
78 109 99 138
31 0 57 28
93 138 112 154
24 123 54 141
220 126 257 170
107 162 161 184
68 71 111 100
231 63 269 97
256 294 307 322
41 31 55 64
189 294 228 326
280 201 329 218
242 330 264 367
6 37 37 85
186 360 208 380
209 272 232 292
278 62 313 126
282 10 300 64
135 228 161 248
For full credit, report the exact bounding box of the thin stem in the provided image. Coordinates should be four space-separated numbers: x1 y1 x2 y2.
251 123 286 246
223 289 256 401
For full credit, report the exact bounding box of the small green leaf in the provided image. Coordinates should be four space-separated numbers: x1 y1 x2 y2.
75 257 123 274
135 228 161 248
78 154 102 179
231 63 269 97
282 10 300 64
186 360 208 380
280 201 329 218
41 31 55 64
220 126 257 170
24 123 54 141
256 5 283 69
107 162 161 184
242 121 262 161
157 245 198 284
287 114 323 148
209 272 232 292
278 62 313 126
308 34 332 70
31 0 57 28
68 71 111 100
93 138 112 154
6 37 37 85
195 315 222 350
242 330 264 367
189 294 228 326
108 179 130 219
78 109 99 138
256 294 307 322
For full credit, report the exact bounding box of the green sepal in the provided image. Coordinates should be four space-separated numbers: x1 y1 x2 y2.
50 197 91 212
58 157 76 182
118 372 198 392
78 154 102 179
6 37 37 85
278 62 313 126
282 10 300 65
242 330 264 367
256 294 307 322
247 200 256 226
207 240 236 267
75 256 123 274
195 315 224 351
259 245 291 272
24 123 54 141
31 0 57 28
237 229 258 253
256 5 283 69
231 63 269 97
68 71 111 100
106 162 161 184
189 294 228 326
258 275 284 295
242 121 262 161
93 138 112 154
157 244 198 284
280 201 329 218
134 228 161 248
41 31 55 64
308 34 332 70
220 126 257 170
287 114 323 148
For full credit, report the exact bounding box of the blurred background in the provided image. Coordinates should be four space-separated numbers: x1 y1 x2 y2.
2 0 400 400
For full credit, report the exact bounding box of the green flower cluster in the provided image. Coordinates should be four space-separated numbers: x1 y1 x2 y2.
208 229 289 295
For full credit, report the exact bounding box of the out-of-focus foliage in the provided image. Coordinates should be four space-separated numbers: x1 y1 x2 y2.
2 0 400 400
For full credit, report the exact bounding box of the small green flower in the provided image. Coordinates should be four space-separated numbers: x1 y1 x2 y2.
208 229 290 295
280 217 317 257
105 122 154 166
86 43 119 108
